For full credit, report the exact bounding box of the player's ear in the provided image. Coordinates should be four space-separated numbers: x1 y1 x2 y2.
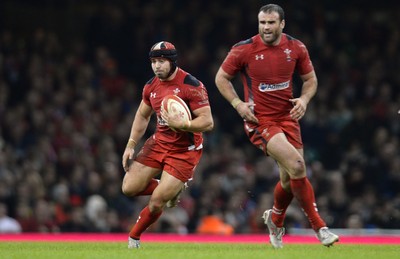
280 19 285 30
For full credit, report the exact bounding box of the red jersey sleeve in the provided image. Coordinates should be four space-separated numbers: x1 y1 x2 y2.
178 73 210 112
142 78 154 106
186 83 210 111
295 40 314 75
221 43 249 76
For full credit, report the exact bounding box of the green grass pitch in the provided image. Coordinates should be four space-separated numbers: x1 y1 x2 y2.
1 242 399 259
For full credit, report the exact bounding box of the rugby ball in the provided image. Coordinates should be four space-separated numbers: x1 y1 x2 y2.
162 95 192 128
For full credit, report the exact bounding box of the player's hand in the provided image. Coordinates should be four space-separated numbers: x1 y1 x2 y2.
236 102 259 124
160 106 184 129
289 98 307 120
160 106 174 127
122 148 135 172
160 104 168 122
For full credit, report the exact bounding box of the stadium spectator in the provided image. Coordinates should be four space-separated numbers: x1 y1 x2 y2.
0 202 22 233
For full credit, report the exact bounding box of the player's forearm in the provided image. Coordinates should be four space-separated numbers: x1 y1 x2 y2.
185 115 214 132
300 72 318 104
127 112 150 148
215 69 241 105
216 80 236 101
300 81 317 104
183 107 214 132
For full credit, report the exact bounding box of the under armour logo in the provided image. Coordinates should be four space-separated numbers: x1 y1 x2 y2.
150 92 156 98
255 54 264 60
173 88 180 95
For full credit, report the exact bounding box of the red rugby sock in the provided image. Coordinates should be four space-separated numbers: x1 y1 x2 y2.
271 181 293 228
290 177 326 231
136 179 159 196
129 206 162 239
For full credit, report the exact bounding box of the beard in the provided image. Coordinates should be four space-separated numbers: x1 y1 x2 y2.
260 31 280 45
155 70 170 80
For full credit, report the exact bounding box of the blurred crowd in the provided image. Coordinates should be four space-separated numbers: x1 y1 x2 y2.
0 0 399 234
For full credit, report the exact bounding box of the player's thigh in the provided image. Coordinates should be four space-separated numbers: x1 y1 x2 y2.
122 161 161 193
164 150 202 183
267 133 305 176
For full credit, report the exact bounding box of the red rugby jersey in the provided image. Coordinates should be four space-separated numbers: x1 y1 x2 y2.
142 68 210 151
221 33 314 123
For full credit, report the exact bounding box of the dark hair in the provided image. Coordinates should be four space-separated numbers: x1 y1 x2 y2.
259 4 285 21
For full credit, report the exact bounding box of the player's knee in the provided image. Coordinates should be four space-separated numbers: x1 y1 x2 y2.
121 182 138 197
149 198 164 212
121 184 132 196
290 158 306 177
